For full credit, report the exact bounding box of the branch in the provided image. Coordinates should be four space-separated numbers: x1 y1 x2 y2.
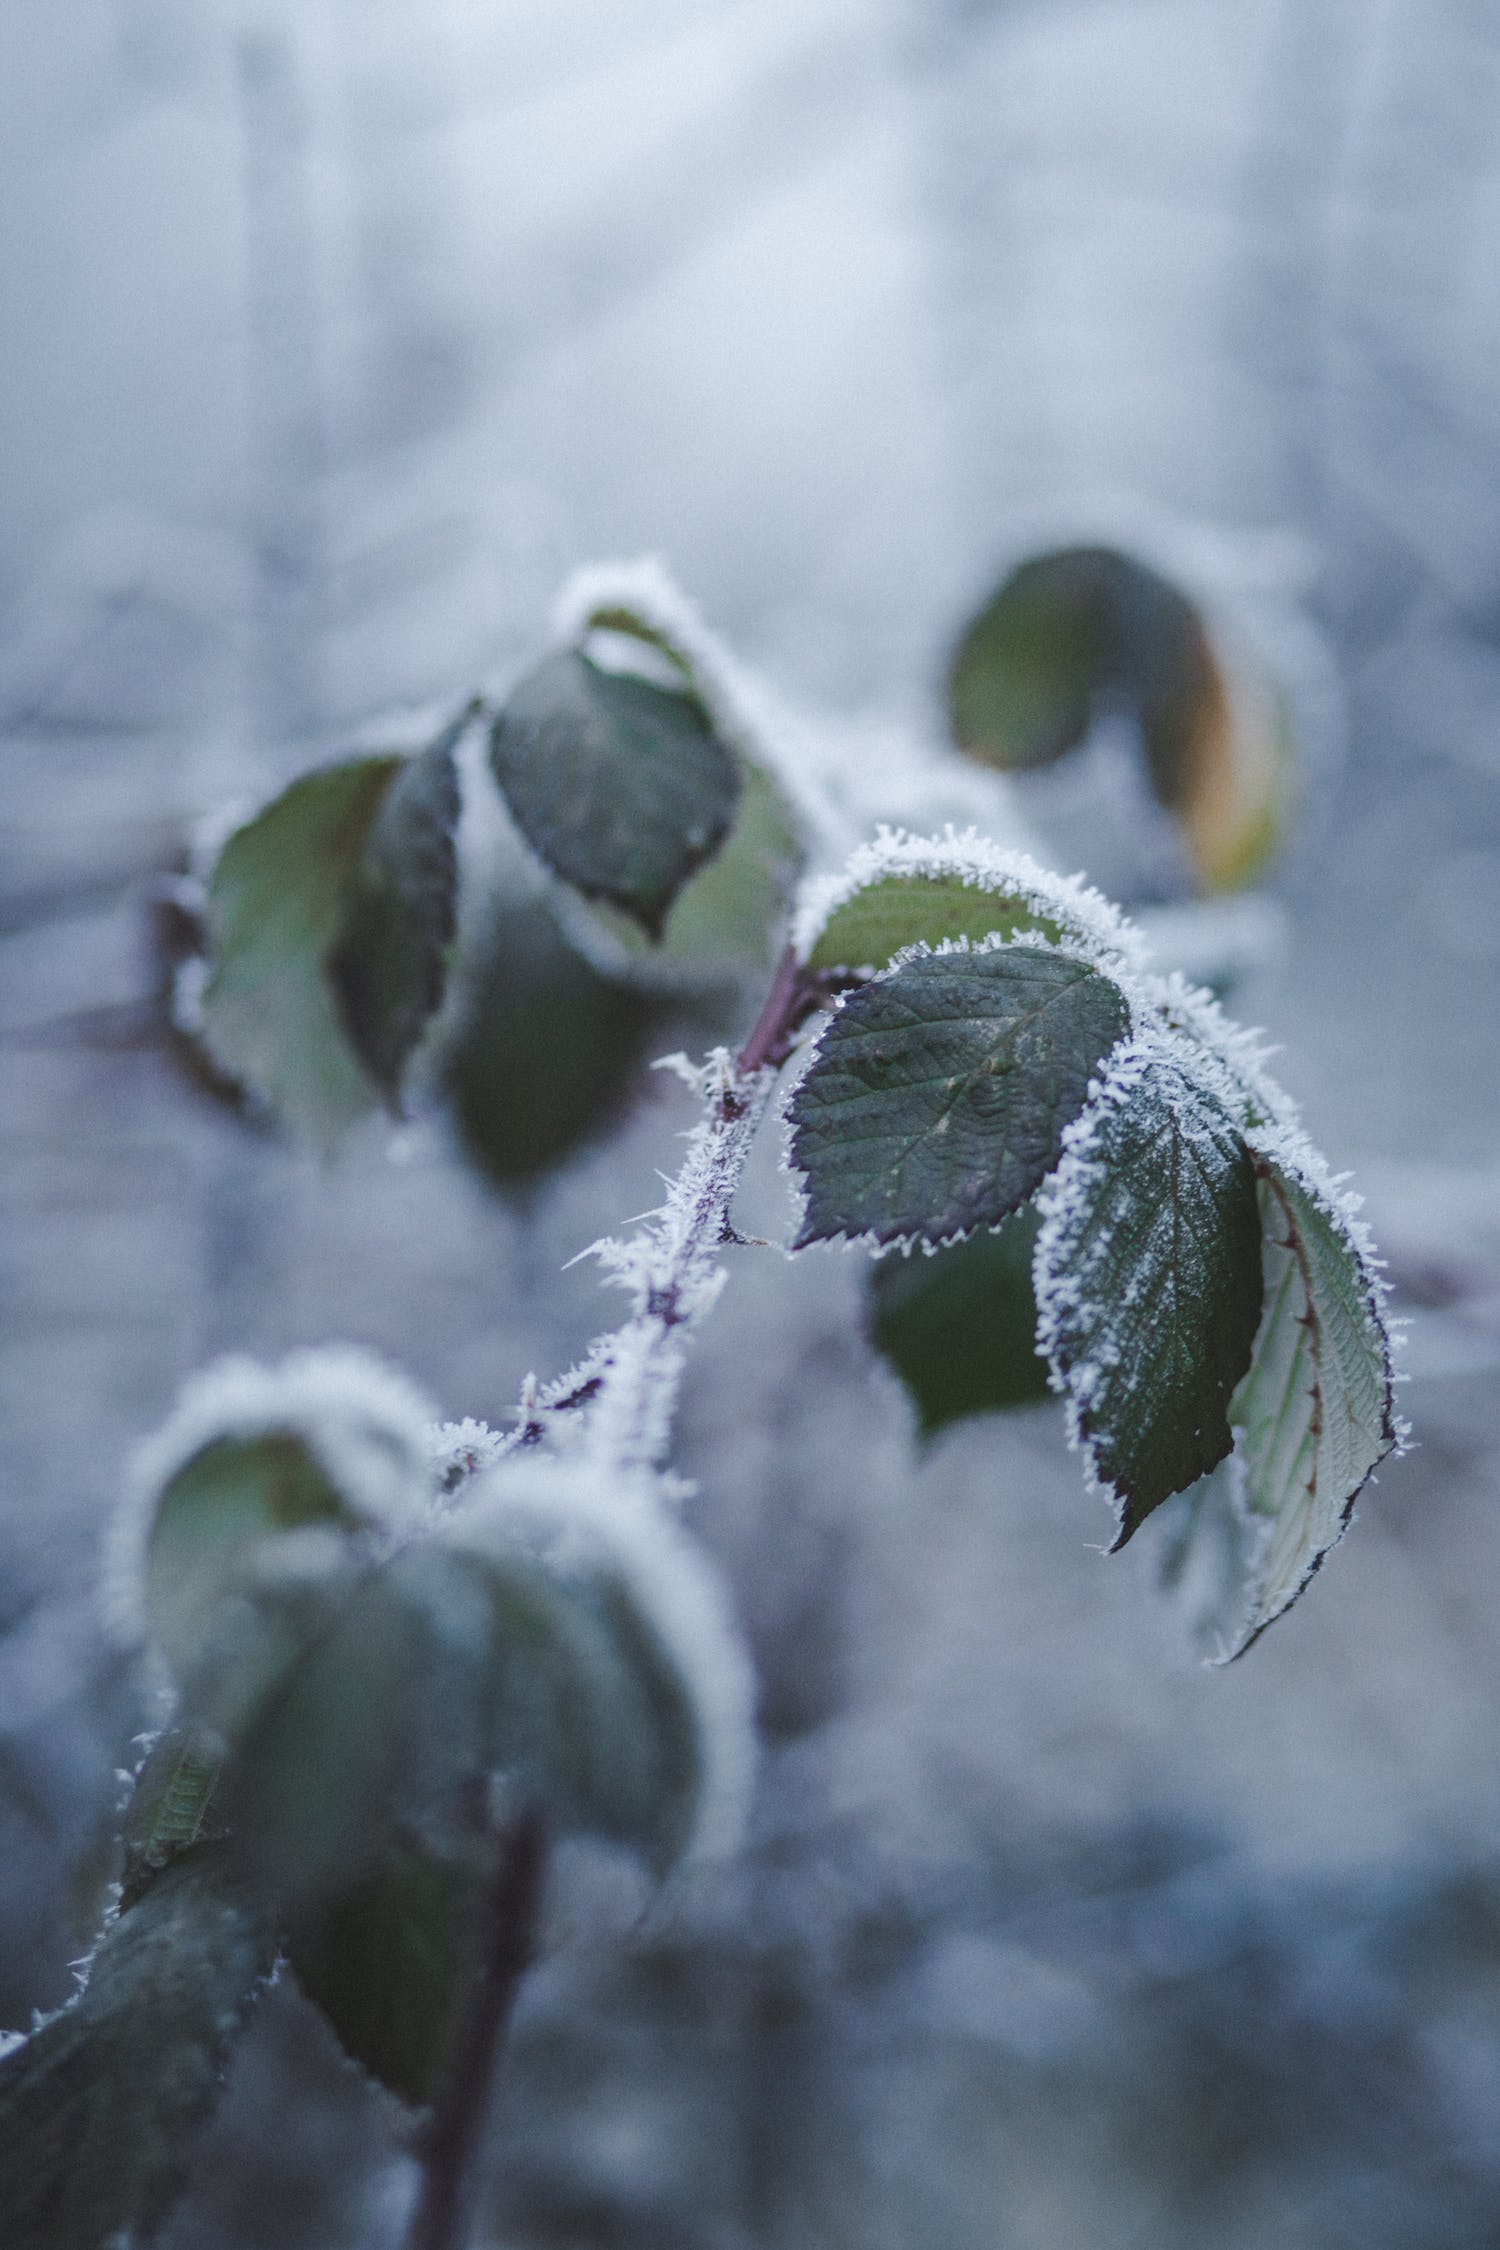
486 950 823 1479
404 1807 548 2250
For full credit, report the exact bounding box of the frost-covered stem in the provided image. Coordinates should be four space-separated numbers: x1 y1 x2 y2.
497 955 821 1478
406 1806 548 2250
579 1051 778 1477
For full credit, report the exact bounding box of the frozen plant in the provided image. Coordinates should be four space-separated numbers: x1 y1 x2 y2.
0 561 1401 2250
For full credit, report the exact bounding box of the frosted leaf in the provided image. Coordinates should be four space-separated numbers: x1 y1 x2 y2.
794 826 1149 979
111 1347 435 1668
487 648 739 939
542 561 809 985
1153 1453 1261 1659
1034 1044 1263 1543
0 1850 272 2250
198 738 462 1148
789 944 1130 1248
447 1459 754 1867
1221 1149 1399 1655
427 1417 510 1498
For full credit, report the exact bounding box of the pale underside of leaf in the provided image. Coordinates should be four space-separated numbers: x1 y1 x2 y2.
199 756 402 1147
790 945 1130 1248
488 648 740 938
1223 1158 1397 1655
1036 1053 1263 1543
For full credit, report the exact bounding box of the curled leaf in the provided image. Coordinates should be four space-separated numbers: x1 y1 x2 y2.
946 546 1293 892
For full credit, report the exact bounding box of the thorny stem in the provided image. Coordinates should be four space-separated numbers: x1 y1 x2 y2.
495 949 823 1474
404 1807 549 2250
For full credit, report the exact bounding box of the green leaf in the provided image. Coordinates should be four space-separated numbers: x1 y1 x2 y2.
946 546 1293 892
1035 1055 1264 1545
948 547 1119 772
445 900 660 1190
0 1850 272 2250
200 756 401 1145
488 649 740 938
220 1544 496 1911
806 872 1067 976
218 1485 716 1912
326 720 463 1103
1223 1156 1398 1654
198 730 463 1146
575 753 805 987
789 946 1129 1248
869 1205 1051 1435
288 1828 487 2109
144 1430 364 1681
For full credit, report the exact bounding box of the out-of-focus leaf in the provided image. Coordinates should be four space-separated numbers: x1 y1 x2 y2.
488 649 739 938
326 721 463 1102
200 756 400 1145
219 1484 716 1913
0 1849 272 2250
869 1206 1050 1436
575 756 805 988
1154 1455 1259 1660
789 947 1128 1248
288 1828 486 2109
1223 1155 1398 1655
1036 1057 1263 1545
445 901 660 1191
946 546 1293 892
806 871 1066 976
144 1430 361 1680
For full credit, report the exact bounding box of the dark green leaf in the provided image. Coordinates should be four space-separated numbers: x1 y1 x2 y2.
869 1206 1051 1436
221 1544 495 1911
948 547 1120 771
288 1829 486 2109
199 755 402 1146
0 1850 272 2250
575 754 805 987
327 721 463 1103
806 872 1066 976
488 649 740 937
445 901 660 1190
1223 1156 1397 1654
789 947 1129 1248
1036 1056 1263 1544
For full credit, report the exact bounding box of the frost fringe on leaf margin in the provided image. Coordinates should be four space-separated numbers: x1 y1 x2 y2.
105 1347 436 1651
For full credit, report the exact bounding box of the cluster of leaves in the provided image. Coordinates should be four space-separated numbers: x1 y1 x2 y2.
0 1356 749 2248
185 567 805 1177
2 553 1397 2249
788 831 1400 1655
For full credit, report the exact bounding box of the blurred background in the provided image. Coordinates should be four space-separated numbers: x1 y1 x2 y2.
4 1 1500 2243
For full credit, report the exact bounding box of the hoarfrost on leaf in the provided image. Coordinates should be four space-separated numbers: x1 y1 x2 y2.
1219 1147 1399 1655
789 943 1131 1248
1034 1042 1263 1544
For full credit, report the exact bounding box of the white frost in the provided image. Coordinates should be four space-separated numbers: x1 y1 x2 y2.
107 1346 437 1650
446 1455 755 1866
